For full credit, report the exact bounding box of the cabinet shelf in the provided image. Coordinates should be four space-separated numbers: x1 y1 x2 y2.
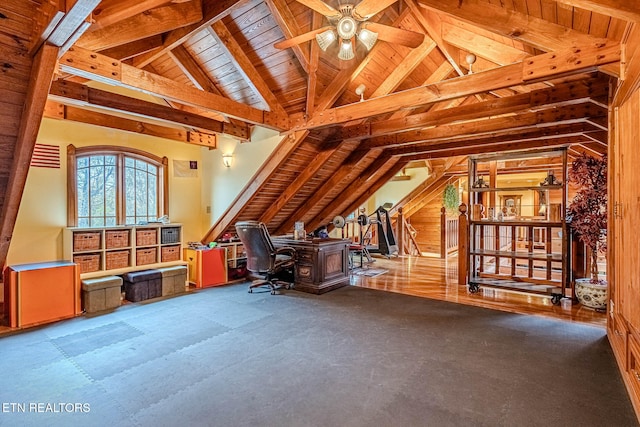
470 184 563 193
467 149 569 301
64 224 183 276
469 248 563 262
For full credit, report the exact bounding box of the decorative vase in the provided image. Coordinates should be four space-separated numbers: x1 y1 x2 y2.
574 278 608 310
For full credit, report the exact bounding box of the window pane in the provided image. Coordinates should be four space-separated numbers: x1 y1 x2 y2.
136 169 147 217
75 151 162 226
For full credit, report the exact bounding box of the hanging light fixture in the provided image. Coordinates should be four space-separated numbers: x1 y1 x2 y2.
357 28 377 51
338 39 355 60
315 29 336 51
314 4 377 61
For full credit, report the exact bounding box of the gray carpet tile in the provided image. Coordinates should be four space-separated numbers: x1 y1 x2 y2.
52 321 144 357
0 282 637 427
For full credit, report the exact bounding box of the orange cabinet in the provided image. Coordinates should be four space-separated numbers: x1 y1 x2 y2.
3 261 81 328
183 248 227 288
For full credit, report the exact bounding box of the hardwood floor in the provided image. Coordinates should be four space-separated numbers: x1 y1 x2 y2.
350 254 607 328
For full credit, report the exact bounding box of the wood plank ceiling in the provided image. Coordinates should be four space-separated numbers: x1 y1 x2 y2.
0 0 637 267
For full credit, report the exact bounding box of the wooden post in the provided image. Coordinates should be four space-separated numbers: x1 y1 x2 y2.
440 206 447 258
458 203 469 286
397 207 405 256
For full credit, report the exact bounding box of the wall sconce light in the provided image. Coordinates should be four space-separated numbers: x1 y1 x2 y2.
222 154 233 168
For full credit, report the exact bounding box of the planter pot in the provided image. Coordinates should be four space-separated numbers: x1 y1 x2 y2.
574 278 608 310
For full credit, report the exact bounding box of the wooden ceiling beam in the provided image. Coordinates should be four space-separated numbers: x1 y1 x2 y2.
613 23 640 106
405 0 466 78
371 36 437 98
440 22 530 66
76 1 203 52
208 22 287 116
417 0 610 52
90 0 175 31
0 44 59 271
59 46 289 130
335 79 609 141
264 0 310 73
398 135 591 160
131 0 247 68
167 45 223 95
46 0 101 47
48 80 249 139
305 11 322 116
362 103 607 149
381 118 601 152
44 101 217 148
553 0 640 23
99 35 165 60
290 43 619 131
28 2 65 54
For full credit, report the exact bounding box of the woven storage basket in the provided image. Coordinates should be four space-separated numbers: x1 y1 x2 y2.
105 230 130 249
73 232 101 251
136 229 157 246
136 247 157 265
74 253 101 273
106 250 130 270
161 227 180 244
161 245 181 262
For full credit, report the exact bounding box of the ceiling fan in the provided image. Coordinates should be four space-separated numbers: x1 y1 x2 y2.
274 0 425 60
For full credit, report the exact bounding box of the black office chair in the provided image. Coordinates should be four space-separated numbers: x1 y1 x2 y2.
235 221 296 295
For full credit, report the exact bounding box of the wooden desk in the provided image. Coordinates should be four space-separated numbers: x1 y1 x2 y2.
272 237 350 294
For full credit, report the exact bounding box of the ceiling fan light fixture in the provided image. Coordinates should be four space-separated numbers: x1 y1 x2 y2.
315 29 337 51
338 39 355 60
336 16 358 39
357 28 378 51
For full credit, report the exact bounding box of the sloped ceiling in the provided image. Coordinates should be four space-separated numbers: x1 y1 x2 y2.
1 0 638 268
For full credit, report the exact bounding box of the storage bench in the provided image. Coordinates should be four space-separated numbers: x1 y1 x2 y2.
122 270 162 302
157 265 188 296
81 275 122 313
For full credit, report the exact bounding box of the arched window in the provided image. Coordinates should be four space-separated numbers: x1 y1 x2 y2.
67 145 168 227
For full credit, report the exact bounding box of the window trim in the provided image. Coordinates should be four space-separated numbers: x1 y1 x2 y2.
67 145 169 227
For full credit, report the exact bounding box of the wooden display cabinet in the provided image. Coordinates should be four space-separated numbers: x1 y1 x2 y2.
467 149 569 304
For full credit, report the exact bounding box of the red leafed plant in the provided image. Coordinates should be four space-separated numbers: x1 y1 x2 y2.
566 153 607 284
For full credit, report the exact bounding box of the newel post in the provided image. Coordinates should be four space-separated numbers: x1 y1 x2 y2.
397 207 405 256
440 207 447 258
458 203 469 286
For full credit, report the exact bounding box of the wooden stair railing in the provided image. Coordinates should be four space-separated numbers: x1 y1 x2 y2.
458 203 469 286
440 207 459 258
396 207 422 256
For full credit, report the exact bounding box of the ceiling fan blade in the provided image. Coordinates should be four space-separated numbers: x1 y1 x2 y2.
295 0 341 19
361 22 425 49
274 26 334 50
352 0 398 20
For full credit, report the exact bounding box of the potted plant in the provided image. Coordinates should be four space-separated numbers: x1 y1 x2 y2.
442 183 460 215
566 153 608 310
